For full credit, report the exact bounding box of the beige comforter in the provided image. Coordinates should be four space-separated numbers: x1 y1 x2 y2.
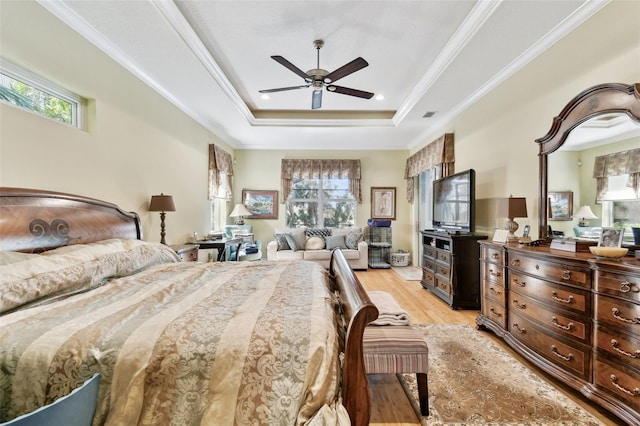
0 239 347 425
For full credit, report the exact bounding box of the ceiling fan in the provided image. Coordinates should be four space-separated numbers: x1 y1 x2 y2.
259 39 374 110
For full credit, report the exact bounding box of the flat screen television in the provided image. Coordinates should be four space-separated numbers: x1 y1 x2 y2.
432 169 475 233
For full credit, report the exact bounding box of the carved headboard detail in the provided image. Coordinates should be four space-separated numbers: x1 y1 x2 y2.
0 188 142 253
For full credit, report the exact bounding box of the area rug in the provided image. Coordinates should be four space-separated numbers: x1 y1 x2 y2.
391 266 422 281
398 324 603 425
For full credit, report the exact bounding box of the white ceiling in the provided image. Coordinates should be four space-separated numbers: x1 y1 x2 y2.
38 0 612 151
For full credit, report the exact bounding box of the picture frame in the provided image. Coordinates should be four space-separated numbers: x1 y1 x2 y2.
242 190 278 219
371 187 396 220
492 229 509 243
599 227 623 247
548 191 573 221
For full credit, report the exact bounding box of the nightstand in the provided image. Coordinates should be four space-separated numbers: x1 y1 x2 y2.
170 244 199 262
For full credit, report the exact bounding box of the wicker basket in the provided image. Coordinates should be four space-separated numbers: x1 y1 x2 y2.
390 252 410 267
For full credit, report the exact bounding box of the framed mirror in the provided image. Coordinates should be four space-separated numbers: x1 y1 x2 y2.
534 83 640 239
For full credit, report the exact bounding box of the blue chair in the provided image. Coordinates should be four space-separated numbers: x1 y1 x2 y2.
1 373 100 426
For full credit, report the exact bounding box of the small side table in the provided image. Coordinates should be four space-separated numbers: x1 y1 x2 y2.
195 238 243 261
170 244 199 262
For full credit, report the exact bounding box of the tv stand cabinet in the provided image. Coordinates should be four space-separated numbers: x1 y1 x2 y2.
420 230 487 309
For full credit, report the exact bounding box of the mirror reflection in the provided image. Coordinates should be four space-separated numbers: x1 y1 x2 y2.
548 113 640 245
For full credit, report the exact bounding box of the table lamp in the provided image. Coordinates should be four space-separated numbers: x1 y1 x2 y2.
496 196 528 243
574 205 598 227
229 203 252 225
149 193 175 244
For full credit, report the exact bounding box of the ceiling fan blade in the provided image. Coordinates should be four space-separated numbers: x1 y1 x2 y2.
324 57 369 83
259 85 309 94
326 85 374 99
311 89 322 109
271 56 311 81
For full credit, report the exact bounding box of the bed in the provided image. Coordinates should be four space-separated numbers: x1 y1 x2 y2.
0 187 378 425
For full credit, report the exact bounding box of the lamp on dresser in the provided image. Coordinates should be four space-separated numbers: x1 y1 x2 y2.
574 205 598 227
149 193 175 245
496 196 528 243
229 203 252 225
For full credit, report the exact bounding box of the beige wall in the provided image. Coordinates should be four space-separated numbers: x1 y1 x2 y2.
410 0 640 243
0 1 232 245
233 149 412 253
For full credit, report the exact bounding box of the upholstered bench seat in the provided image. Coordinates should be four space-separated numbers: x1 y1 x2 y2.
363 325 429 415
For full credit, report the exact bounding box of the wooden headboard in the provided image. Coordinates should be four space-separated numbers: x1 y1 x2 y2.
0 187 142 253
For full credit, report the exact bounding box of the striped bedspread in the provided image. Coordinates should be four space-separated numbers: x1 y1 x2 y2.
0 239 346 425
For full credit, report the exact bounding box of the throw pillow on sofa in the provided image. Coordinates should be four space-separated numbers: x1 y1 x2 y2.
274 234 290 251
305 236 325 250
305 228 331 238
345 231 362 250
284 228 307 251
325 234 347 250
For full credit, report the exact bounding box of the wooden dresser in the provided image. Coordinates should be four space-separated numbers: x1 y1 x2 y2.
477 241 640 425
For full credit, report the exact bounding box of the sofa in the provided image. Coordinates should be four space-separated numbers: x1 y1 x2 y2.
267 227 368 270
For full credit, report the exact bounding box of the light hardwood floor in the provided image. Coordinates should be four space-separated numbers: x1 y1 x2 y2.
355 268 620 426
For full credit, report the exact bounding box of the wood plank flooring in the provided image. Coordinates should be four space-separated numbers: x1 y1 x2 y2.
355 268 620 426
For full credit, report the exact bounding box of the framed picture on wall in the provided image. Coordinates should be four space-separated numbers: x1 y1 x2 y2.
242 190 278 219
548 191 573 221
371 187 396 220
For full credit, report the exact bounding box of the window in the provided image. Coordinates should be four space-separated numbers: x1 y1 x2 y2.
418 169 436 230
0 58 85 127
286 177 356 228
600 174 640 242
210 198 228 232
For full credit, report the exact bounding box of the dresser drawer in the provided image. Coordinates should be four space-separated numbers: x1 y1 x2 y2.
595 294 640 333
509 290 590 344
483 262 506 285
436 263 451 279
424 245 436 258
422 270 435 287
436 278 451 296
436 250 451 264
510 311 591 380
482 246 504 266
595 324 640 370
594 356 640 413
483 278 506 305
482 298 507 329
510 271 590 315
509 255 591 289
422 256 435 272
595 269 640 304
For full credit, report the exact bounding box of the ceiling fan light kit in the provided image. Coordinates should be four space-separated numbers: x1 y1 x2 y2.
259 39 374 109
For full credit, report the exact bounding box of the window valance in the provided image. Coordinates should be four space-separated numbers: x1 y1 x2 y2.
593 147 640 201
404 133 455 203
281 159 362 203
208 144 234 200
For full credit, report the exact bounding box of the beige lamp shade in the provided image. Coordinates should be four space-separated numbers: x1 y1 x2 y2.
230 203 252 225
496 197 528 242
574 205 597 227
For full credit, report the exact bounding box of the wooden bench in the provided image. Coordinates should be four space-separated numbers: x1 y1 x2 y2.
363 324 429 416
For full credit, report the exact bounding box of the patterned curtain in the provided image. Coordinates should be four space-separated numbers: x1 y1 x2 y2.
281 159 362 203
208 144 234 200
593 147 640 202
404 133 455 203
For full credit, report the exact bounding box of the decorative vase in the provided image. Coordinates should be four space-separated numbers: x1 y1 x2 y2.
632 227 640 245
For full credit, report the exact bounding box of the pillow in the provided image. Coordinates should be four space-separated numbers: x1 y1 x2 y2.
305 228 331 238
0 251 38 266
325 234 347 250
345 231 363 250
305 236 325 250
284 228 307 252
274 233 291 251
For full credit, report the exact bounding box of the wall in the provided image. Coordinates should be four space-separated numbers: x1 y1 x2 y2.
0 1 231 245
410 0 640 243
233 149 412 255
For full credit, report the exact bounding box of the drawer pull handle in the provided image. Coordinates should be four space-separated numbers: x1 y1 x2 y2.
612 308 640 325
512 299 526 309
489 269 502 277
551 345 573 361
620 281 631 293
491 253 499 260
512 323 526 334
551 291 574 304
489 287 502 296
611 339 640 359
489 308 502 318
551 316 574 331
512 278 526 287
610 375 640 397
561 270 571 280
511 259 520 267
